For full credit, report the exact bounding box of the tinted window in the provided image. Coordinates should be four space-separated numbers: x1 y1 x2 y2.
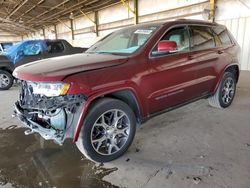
212 26 232 47
190 26 215 51
152 27 190 56
47 42 64 53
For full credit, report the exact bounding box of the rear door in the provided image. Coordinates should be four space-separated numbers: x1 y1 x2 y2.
147 26 200 114
188 25 226 94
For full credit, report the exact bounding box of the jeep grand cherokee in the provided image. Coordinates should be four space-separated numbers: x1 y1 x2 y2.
13 19 240 162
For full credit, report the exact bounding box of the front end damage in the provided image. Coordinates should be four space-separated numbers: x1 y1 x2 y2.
13 81 86 145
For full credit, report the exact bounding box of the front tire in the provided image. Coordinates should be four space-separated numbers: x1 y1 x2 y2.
0 70 13 90
76 98 136 163
208 72 236 108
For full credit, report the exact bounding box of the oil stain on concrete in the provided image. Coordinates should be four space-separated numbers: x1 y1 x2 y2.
0 126 118 188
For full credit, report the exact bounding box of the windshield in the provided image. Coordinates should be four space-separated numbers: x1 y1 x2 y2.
87 25 160 55
2 43 13 51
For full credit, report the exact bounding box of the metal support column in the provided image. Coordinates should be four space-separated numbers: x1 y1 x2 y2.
54 24 58 39
120 0 138 25
134 0 138 24
209 0 215 22
94 11 99 37
42 28 46 39
70 19 75 40
80 10 99 37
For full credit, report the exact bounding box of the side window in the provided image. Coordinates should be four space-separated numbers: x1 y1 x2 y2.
47 42 64 53
152 27 190 56
212 26 233 47
23 42 42 56
190 26 215 51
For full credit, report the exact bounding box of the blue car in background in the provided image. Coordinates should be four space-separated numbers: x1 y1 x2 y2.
0 39 86 90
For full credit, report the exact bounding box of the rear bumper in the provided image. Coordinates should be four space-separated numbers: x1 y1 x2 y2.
13 102 64 145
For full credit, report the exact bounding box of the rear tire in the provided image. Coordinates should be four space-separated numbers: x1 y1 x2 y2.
76 98 136 163
208 72 236 108
0 70 13 90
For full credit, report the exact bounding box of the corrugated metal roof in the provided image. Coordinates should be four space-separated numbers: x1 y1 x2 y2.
0 0 121 35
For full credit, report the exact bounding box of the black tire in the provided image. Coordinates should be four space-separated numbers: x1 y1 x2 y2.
0 70 13 90
76 98 136 163
208 72 236 108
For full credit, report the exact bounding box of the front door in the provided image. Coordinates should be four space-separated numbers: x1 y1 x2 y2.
146 26 200 114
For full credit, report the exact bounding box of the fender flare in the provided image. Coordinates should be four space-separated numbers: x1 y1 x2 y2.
73 87 144 142
213 63 240 93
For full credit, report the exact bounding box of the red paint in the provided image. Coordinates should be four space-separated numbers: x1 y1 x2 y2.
13 20 240 142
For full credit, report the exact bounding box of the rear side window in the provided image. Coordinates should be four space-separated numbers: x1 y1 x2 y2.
190 26 215 51
46 42 64 53
212 26 233 47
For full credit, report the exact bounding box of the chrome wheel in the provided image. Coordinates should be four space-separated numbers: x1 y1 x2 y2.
222 77 235 104
0 73 10 88
91 109 130 156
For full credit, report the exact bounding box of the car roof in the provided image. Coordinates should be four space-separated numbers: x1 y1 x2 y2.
127 19 219 30
21 39 66 43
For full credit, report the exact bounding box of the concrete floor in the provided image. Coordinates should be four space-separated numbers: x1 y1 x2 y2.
0 71 250 188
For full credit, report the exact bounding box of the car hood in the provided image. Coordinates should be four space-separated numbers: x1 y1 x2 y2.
13 53 129 82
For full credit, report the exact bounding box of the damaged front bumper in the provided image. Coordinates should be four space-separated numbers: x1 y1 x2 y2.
13 81 86 145
13 102 64 144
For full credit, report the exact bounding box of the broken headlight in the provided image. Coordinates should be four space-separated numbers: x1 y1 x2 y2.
27 81 70 97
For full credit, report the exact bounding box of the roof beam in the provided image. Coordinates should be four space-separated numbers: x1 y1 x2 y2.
14 0 45 22
26 0 71 24
6 0 29 19
0 26 26 35
36 0 118 24
32 0 90 24
0 17 36 33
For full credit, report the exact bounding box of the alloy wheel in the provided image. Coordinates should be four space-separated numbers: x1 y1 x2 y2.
90 109 130 155
221 77 235 104
0 73 10 88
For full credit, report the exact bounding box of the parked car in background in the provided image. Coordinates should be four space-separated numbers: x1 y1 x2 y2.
0 42 13 54
13 19 240 162
0 39 87 90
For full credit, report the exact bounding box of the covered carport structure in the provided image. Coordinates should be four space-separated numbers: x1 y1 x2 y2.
0 1 250 188
0 0 249 70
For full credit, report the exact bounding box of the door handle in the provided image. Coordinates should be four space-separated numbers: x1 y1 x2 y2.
218 50 224 54
187 55 194 60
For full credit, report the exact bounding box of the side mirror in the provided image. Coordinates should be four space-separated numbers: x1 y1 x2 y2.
157 40 177 52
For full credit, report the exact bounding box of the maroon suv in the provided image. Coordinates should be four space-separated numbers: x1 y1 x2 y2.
13 19 240 162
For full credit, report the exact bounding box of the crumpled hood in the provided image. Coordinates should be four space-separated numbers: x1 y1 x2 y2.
13 53 128 82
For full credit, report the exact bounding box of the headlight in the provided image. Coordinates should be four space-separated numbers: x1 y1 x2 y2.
27 82 70 97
